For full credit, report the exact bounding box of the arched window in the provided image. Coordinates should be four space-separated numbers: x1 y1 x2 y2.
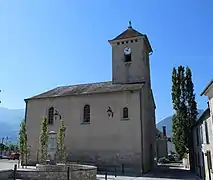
48 107 54 124
83 104 90 123
123 107 128 119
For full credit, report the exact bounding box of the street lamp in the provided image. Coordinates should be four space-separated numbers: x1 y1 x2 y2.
54 110 62 120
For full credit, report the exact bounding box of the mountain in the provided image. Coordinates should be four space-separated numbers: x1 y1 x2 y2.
157 109 204 137
0 107 25 144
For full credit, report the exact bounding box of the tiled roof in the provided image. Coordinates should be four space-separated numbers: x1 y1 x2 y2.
26 81 145 100
110 27 143 41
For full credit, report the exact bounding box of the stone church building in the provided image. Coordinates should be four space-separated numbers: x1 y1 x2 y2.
25 23 156 174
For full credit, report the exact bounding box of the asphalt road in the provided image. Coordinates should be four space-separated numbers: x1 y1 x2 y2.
0 159 18 170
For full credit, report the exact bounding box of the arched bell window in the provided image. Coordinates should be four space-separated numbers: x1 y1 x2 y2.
123 107 128 119
48 107 54 124
83 104 90 123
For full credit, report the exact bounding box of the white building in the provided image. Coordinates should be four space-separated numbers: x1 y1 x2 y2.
192 79 213 180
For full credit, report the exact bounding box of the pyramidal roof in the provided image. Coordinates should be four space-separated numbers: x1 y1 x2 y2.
111 27 143 41
109 21 153 53
109 21 144 41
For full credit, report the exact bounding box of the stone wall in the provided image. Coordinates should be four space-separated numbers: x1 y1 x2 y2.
67 151 142 175
156 138 168 159
16 164 97 180
67 150 141 166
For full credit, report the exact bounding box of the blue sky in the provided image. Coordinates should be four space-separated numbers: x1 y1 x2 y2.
0 0 212 122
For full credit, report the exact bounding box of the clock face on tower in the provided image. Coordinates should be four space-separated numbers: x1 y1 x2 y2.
124 47 131 55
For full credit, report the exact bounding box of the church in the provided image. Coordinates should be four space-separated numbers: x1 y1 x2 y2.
25 22 156 174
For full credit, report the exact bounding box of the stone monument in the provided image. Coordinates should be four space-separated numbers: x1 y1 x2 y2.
47 131 57 165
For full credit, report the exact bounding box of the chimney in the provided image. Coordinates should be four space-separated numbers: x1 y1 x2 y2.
162 126 167 137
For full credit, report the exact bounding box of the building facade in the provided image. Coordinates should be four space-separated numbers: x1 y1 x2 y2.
25 23 156 174
156 127 168 160
193 79 213 180
192 108 210 179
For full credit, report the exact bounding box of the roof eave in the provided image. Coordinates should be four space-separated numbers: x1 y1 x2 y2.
200 80 213 96
191 108 210 129
108 35 153 53
25 85 145 101
108 35 143 44
144 35 153 53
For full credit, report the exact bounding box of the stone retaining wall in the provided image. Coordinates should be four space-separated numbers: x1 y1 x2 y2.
0 163 96 180
16 163 97 180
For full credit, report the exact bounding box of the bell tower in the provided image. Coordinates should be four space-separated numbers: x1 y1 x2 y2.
108 22 153 86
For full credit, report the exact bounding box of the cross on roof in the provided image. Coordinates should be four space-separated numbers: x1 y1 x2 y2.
128 21 132 28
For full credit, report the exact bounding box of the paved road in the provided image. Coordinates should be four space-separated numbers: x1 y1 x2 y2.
0 159 18 170
0 160 198 180
97 166 197 180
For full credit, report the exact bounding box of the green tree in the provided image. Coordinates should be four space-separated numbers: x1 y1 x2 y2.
185 67 198 171
172 66 187 158
19 120 28 165
56 119 66 163
9 144 15 153
171 66 198 167
39 117 48 164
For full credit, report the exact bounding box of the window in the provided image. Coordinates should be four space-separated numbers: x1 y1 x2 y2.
196 127 200 146
205 121 209 144
124 54 131 62
197 152 200 165
200 126 203 144
123 107 128 119
83 104 90 123
207 151 212 169
48 107 54 125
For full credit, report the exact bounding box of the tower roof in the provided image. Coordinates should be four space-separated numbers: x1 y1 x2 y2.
109 21 143 41
111 27 143 41
108 21 153 53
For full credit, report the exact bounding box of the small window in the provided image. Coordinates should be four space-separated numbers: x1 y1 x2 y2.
200 126 203 144
122 41 124 44
196 127 200 146
83 104 90 123
126 41 128 44
197 152 200 165
135 39 138 42
123 107 128 119
124 54 131 62
207 151 212 169
205 121 209 144
48 107 54 125
117 42 120 45
131 40 133 43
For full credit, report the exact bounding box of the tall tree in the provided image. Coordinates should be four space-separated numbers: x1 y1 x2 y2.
19 120 28 166
171 66 198 168
56 119 66 163
39 117 48 164
172 66 187 158
185 67 198 171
